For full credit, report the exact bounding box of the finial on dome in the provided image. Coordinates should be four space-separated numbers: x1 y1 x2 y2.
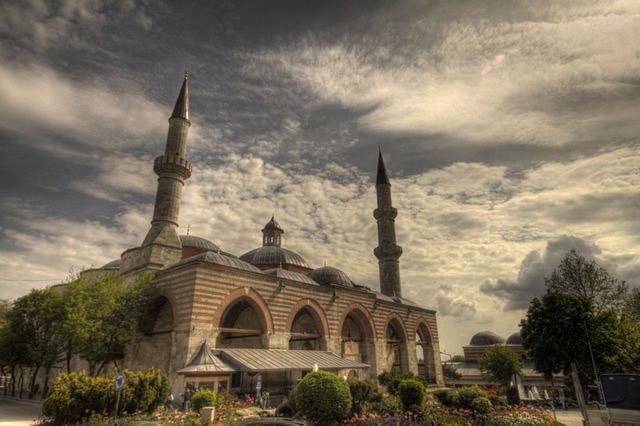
186 223 191 235
184 68 189 80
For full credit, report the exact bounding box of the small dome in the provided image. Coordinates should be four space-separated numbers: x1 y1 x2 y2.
173 251 262 274
102 259 121 269
180 235 221 252
506 332 523 345
263 268 319 286
308 266 354 288
469 331 505 346
239 246 309 268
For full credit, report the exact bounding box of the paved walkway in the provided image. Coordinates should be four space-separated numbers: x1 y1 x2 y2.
553 406 606 426
0 396 43 426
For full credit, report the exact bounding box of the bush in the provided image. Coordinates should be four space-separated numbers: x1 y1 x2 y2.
488 393 508 407
191 389 217 412
506 385 521 405
398 379 425 410
433 389 457 407
42 367 170 425
378 370 423 396
470 396 492 415
296 370 352 423
457 385 485 410
368 395 402 415
348 378 373 414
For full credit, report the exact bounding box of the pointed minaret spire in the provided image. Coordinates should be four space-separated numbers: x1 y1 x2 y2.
373 150 403 297
139 73 193 267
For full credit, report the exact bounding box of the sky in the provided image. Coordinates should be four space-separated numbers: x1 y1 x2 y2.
1 0 639 355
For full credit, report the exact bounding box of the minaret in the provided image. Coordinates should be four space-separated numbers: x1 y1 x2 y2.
373 150 403 297
139 71 193 267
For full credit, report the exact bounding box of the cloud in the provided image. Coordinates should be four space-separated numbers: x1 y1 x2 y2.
481 235 606 310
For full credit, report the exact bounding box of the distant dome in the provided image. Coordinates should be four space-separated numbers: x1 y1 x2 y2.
506 332 523 345
102 259 121 270
240 246 309 268
309 266 354 288
180 235 221 252
470 331 505 346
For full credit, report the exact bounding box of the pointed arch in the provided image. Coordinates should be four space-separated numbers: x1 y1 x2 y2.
212 287 273 332
415 316 437 383
213 287 273 349
285 298 329 350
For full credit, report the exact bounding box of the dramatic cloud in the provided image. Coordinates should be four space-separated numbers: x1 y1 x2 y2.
1 0 639 354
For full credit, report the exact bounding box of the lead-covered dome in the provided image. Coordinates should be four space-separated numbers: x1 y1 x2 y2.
506 332 523 345
469 331 505 346
180 235 220 252
240 246 309 268
309 266 354 288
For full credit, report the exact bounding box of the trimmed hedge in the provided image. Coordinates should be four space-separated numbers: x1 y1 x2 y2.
191 389 217 412
296 370 352 423
398 379 425 410
42 367 170 425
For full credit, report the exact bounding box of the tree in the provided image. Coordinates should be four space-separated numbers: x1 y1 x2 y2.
296 370 352 423
442 363 461 380
60 270 157 376
478 345 522 387
520 291 625 384
451 354 465 362
3 288 65 398
545 249 628 312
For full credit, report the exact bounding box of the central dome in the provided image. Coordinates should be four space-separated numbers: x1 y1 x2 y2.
240 246 310 268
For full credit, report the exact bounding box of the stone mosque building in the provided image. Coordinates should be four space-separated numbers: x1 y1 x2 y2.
90 73 444 397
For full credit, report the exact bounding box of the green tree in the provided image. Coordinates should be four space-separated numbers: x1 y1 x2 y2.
4 288 65 398
477 345 522 387
450 354 465 362
60 270 157 376
520 291 625 384
442 363 461 380
545 249 628 312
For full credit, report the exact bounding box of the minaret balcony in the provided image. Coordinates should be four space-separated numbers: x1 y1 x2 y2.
374 243 403 259
373 207 398 220
154 155 192 179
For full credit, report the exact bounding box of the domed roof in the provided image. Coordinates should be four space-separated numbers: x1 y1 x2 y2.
263 268 319 286
173 251 262 274
239 246 309 268
180 235 220 252
506 332 523 345
308 266 354 288
469 331 505 346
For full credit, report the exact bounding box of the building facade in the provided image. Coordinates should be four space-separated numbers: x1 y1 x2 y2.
85 74 444 397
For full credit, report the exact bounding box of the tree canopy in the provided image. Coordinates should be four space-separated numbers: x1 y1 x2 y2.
477 345 522 387
520 291 636 383
545 249 627 312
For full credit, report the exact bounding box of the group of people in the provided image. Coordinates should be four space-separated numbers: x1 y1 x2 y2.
166 384 271 411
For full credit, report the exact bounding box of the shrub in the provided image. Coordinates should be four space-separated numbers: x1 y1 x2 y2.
457 385 485 410
42 367 170 425
378 370 423 396
506 385 521 405
348 378 373 414
368 395 402 415
191 389 217 412
296 370 352 423
398 379 425 410
433 388 457 407
470 396 492 415
488 393 508 407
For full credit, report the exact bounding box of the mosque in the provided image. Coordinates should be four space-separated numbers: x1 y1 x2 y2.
89 73 444 398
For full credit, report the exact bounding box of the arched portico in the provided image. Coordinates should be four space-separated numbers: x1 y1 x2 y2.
415 317 437 383
339 303 376 375
384 313 409 373
285 299 329 351
213 287 273 349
